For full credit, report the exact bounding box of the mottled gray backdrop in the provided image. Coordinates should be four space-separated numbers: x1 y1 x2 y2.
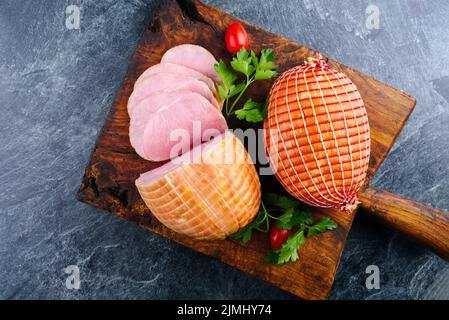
0 0 448 299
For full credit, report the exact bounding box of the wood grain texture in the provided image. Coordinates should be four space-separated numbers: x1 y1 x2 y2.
359 188 449 261
77 0 416 299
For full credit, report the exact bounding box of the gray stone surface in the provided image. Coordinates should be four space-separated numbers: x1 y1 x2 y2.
0 0 448 299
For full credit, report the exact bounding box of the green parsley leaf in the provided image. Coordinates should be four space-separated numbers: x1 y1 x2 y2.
277 230 305 264
217 84 229 100
307 218 338 237
276 207 313 229
258 49 277 70
254 49 278 80
275 208 294 229
264 249 280 264
228 83 246 98
235 99 266 123
250 50 259 68
236 47 250 62
231 206 268 243
230 224 253 243
254 69 278 81
230 48 255 77
290 208 313 226
214 60 237 90
264 192 301 210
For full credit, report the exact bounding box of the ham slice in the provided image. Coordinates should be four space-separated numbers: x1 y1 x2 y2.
135 132 261 239
128 73 220 115
129 91 195 157
161 44 221 83
134 62 215 92
130 92 227 161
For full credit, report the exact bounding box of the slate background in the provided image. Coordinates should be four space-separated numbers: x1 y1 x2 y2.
0 0 448 299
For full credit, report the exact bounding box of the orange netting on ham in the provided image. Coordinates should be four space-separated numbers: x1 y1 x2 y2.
264 54 370 213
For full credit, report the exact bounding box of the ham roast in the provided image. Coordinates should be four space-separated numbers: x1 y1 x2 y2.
136 132 261 239
264 53 370 212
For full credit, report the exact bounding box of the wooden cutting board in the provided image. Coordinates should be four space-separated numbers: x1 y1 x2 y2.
77 0 416 299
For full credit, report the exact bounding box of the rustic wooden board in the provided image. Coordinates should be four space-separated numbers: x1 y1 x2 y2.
77 0 416 299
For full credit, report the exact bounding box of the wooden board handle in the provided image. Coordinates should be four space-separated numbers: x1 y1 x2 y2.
358 188 449 260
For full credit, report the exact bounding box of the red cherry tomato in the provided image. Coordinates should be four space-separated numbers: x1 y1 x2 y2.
270 225 293 250
225 22 249 54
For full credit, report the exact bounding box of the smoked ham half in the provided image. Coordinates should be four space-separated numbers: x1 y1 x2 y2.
264 54 370 212
136 132 261 240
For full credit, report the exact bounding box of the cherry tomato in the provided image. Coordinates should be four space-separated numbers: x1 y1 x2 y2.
225 22 249 54
270 225 293 250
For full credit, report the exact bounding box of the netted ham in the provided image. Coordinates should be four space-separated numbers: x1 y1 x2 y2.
130 92 227 161
264 53 370 212
136 132 261 240
161 44 221 83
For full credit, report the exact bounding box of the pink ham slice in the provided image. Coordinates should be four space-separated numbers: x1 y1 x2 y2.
161 44 221 83
130 92 227 161
127 73 220 116
129 91 195 157
129 89 194 118
135 132 261 239
134 62 215 92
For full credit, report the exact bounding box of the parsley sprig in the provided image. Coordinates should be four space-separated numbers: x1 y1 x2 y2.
214 48 278 121
230 201 272 244
265 217 338 265
231 192 338 265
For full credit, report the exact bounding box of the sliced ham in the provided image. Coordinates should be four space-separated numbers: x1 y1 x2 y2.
130 92 227 161
129 91 196 157
134 62 215 92
135 132 261 240
161 44 221 83
127 73 220 115
129 89 198 119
